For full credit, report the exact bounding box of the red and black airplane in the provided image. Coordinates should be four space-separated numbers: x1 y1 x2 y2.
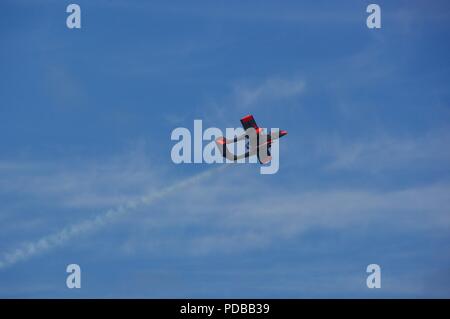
215 115 287 164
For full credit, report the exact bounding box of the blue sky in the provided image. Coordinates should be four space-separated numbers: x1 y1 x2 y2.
0 0 449 297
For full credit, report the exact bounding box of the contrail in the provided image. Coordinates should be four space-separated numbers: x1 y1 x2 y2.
0 165 228 270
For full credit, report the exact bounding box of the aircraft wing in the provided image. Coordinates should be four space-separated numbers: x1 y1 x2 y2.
215 137 258 161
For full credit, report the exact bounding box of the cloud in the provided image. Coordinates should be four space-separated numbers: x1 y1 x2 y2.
0 147 160 210
2 128 449 270
1 137 448 296
233 77 305 109
194 75 306 128
321 130 450 172
117 167 450 256
0 164 228 270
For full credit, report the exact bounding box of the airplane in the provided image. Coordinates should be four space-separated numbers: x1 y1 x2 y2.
215 114 287 164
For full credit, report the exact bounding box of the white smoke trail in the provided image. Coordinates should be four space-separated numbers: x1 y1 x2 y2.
0 165 228 270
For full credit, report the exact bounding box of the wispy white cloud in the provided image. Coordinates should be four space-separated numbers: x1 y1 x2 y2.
0 147 159 210
0 163 227 270
116 168 450 256
233 77 305 109
320 130 450 172
110 128 450 258
2 127 449 268
199 75 306 128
